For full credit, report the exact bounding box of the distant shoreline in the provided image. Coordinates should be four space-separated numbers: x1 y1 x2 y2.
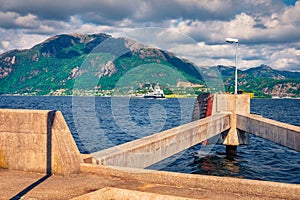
1 94 300 99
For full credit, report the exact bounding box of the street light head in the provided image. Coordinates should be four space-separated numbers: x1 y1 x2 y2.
225 37 239 94
226 37 239 43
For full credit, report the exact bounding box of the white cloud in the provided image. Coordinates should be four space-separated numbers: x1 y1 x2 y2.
280 1 300 25
0 0 299 71
15 13 40 28
1 41 10 49
0 11 19 28
226 13 257 40
0 28 49 51
168 12 260 43
269 48 300 70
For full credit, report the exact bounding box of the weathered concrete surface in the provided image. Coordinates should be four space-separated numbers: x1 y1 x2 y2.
212 94 250 115
1 165 300 200
0 109 80 175
81 164 300 200
212 94 250 146
72 187 197 200
237 114 300 151
90 114 230 168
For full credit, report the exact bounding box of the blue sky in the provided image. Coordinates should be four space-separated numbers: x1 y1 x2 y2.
0 0 299 71
283 0 297 5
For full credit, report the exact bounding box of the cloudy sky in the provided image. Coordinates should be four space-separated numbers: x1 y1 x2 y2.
0 0 299 71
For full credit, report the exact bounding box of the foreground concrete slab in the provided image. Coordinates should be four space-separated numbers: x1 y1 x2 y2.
1 165 300 200
81 164 300 200
72 187 197 200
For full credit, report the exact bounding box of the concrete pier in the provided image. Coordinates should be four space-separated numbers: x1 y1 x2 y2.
0 94 300 199
91 113 230 168
89 94 252 168
237 113 300 151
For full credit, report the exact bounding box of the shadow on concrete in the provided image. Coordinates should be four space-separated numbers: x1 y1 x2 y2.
10 111 56 200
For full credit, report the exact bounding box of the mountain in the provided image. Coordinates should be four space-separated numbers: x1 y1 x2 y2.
0 33 202 95
216 64 300 79
0 33 299 97
216 65 300 97
243 64 300 79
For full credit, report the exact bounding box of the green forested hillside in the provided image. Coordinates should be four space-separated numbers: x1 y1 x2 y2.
0 33 299 97
217 65 300 97
0 33 203 95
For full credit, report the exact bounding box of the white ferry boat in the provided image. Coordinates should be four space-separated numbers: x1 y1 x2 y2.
144 84 165 99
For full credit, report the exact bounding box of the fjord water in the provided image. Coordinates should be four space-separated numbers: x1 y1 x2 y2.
0 96 299 184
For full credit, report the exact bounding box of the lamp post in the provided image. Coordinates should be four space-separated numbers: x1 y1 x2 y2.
226 38 239 94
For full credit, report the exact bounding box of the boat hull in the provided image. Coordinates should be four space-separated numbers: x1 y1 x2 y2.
144 95 165 99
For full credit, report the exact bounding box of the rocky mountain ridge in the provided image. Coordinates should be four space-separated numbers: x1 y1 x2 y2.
0 33 299 97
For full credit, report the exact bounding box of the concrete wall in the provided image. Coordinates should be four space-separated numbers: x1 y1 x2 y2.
90 114 230 168
0 109 80 175
237 114 300 151
213 94 250 115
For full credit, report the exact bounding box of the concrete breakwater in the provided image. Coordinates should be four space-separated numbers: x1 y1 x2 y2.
0 94 300 199
0 109 80 175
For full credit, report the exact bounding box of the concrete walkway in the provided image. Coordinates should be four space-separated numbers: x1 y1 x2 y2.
1 165 300 200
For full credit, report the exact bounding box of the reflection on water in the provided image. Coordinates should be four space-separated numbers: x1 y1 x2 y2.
150 144 247 180
192 154 243 178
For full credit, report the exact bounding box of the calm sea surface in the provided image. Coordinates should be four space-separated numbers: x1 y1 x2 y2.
0 96 299 184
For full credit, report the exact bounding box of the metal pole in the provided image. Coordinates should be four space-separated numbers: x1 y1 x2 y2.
226 38 239 94
234 42 238 94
